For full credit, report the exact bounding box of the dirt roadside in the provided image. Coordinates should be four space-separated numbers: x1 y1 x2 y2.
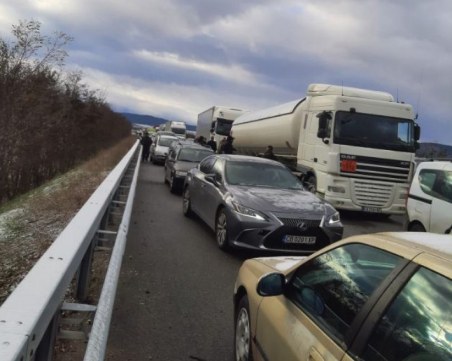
0 136 137 359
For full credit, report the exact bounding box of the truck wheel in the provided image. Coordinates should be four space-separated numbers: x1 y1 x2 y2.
304 175 317 193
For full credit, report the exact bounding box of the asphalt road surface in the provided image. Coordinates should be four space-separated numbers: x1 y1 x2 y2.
106 161 406 361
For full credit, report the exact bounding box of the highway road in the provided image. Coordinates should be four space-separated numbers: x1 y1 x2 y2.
106 161 406 361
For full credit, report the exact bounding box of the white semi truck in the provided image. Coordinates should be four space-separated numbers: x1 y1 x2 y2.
197 106 244 148
165 120 186 138
231 83 421 215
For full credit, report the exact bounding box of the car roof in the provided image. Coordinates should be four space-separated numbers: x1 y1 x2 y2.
347 232 452 261
215 154 283 165
178 142 214 151
158 134 179 139
175 141 213 153
416 160 452 171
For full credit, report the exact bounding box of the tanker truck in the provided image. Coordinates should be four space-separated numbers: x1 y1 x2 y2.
230 83 421 215
197 106 245 150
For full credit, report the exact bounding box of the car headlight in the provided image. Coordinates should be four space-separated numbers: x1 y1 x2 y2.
324 204 341 226
231 201 267 221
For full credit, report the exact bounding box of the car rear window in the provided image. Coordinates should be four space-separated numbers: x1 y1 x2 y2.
178 148 213 162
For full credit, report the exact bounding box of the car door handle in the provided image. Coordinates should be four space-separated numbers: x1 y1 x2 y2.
308 346 324 361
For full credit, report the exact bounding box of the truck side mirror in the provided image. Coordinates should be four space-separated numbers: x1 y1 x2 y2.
414 123 421 141
316 111 331 139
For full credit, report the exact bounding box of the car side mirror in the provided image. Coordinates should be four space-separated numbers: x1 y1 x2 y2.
257 273 286 296
205 174 221 186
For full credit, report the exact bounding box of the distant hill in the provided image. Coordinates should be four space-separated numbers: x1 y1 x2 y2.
120 112 451 155
417 142 452 158
120 112 196 131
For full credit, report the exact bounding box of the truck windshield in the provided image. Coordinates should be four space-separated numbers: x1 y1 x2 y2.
333 111 415 152
172 128 186 135
216 118 233 136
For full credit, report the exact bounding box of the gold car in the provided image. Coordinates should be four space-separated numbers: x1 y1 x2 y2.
233 232 452 361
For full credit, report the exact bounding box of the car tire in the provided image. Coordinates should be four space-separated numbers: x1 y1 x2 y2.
408 223 426 232
169 174 178 193
182 187 193 217
216 208 230 251
235 295 253 361
164 170 169 184
304 174 317 193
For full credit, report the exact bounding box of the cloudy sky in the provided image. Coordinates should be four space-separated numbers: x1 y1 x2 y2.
1 0 451 145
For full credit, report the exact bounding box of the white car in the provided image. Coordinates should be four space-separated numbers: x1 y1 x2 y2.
150 134 179 164
406 161 452 233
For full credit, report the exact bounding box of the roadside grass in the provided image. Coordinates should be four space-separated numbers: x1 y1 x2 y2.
0 136 137 305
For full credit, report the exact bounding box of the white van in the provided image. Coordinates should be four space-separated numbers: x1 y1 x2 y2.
406 161 452 233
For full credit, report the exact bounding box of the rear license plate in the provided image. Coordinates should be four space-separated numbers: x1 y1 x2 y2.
362 207 382 213
283 235 316 244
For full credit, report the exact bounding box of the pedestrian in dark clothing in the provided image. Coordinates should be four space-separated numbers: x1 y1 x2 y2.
194 135 207 146
219 135 236 154
263 145 277 160
206 136 217 152
140 132 152 162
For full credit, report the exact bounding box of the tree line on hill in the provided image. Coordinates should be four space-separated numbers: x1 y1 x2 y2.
0 20 131 205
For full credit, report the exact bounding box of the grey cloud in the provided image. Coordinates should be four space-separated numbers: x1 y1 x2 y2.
1 0 451 144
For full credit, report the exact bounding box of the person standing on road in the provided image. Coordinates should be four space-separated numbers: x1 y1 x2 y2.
263 145 277 160
206 136 217 152
219 135 236 154
140 132 152 162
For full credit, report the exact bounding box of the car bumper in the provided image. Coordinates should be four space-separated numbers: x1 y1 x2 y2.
225 209 343 254
172 175 186 188
153 154 167 163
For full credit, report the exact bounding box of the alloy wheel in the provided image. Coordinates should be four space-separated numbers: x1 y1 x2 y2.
216 210 229 250
235 306 251 361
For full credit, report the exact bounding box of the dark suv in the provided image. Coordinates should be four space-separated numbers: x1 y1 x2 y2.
164 141 214 193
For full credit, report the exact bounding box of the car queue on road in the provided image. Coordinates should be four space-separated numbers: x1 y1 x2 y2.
141 138 452 361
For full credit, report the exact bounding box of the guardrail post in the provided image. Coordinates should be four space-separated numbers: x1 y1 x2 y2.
76 238 96 302
34 312 59 361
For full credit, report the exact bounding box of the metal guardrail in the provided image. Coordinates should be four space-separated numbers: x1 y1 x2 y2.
0 140 141 361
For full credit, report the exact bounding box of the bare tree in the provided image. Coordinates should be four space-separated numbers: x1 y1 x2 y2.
0 20 131 204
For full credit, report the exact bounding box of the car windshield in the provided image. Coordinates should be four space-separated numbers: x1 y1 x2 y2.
225 161 303 189
158 137 178 147
178 148 213 162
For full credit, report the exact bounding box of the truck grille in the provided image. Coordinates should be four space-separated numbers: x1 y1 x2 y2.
340 154 411 183
353 180 394 207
